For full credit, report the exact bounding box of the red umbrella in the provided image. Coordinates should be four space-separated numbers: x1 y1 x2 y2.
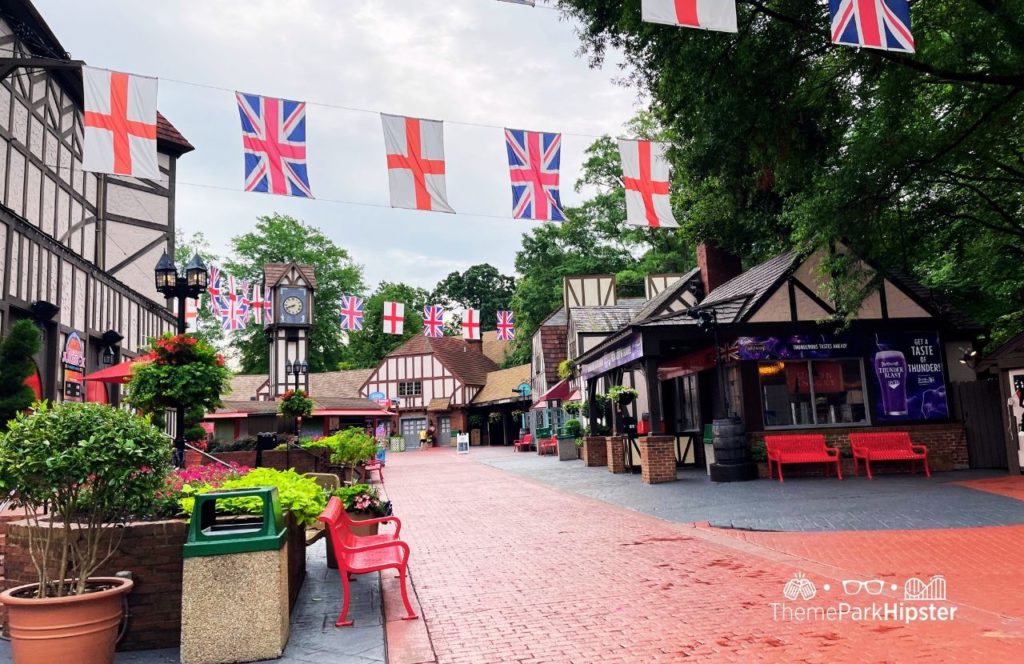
82 353 156 384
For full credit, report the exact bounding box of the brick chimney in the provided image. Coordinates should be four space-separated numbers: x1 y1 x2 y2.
466 339 483 354
697 242 743 296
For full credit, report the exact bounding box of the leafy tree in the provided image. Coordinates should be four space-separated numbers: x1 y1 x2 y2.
431 264 516 332
0 320 42 426
342 282 429 368
175 231 223 348
557 0 1024 344
224 214 365 373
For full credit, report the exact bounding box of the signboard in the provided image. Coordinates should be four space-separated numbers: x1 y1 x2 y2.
737 335 860 360
581 334 644 380
62 332 85 402
871 332 948 421
514 382 531 397
368 391 385 401
456 433 470 454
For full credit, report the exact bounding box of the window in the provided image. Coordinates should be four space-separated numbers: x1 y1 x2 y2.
759 359 868 428
398 381 422 397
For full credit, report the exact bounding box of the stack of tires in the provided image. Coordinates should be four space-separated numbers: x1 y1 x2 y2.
710 417 757 482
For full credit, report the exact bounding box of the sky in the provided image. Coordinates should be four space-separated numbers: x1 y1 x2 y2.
35 0 641 291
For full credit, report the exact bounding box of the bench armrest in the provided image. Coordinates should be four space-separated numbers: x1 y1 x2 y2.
356 515 402 537
825 447 840 457
911 444 928 455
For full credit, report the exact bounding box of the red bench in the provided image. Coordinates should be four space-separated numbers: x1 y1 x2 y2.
849 432 930 479
764 434 842 483
513 433 534 452
538 435 557 455
319 497 417 627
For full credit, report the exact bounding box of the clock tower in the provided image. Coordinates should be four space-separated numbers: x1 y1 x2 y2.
264 263 317 397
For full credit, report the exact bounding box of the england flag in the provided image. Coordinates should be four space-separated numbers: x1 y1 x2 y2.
641 0 738 33
381 114 454 213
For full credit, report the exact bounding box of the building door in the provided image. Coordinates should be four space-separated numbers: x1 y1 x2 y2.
438 416 451 446
951 380 1007 469
401 417 428 449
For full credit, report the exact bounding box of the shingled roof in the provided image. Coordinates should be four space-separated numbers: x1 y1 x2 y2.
386 336 499 385
472 364 531 406
263 263 318 289
570 303 646 333
227 369 374 401
629 267 700 324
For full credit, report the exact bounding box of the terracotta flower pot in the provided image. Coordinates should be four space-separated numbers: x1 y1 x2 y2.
0 576 133 664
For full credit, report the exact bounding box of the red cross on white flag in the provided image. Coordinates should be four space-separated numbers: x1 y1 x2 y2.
381 113 454 213
82 67 160 179
618 139 678 229
462 309 482 341
382 301 405 335
641 0 738 33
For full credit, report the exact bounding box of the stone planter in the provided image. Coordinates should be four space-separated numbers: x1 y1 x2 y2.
582 436 607 467
557 436 578 461
757 462 770 479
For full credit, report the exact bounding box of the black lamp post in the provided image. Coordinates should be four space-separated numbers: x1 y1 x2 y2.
100 329 123 366
154 251 208 467
689 307 729 418
285 360 308 434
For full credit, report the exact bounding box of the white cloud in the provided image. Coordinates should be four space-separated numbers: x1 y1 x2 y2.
36 0 640 291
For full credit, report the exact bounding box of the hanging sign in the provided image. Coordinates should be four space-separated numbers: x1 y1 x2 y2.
737 334 861 360
581 334 644 380
62 332 85 401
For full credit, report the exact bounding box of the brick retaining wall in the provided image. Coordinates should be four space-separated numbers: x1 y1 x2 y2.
606 437 626 474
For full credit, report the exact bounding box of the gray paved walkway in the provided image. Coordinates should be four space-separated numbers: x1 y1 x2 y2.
0 540 385 664
476 448 1024 531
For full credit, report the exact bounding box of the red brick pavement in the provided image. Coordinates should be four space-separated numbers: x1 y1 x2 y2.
384 449 1022 663
954 475 1024 502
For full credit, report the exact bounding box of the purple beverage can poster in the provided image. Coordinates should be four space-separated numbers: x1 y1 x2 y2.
872 333 948 421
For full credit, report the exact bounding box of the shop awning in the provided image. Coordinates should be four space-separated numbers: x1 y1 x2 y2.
82 353 155 384
537 379 571 402
657 347 718 382
205 411 248 420
427 398 451 413
313 409 392 417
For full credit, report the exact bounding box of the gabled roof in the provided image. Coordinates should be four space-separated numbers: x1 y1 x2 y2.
538 307 568 327
570 303 646 334
385 336 499 385
629 267 701 324
472 364 531 406
700 250 800 323
482 330 511 364
263 263 318 289
229 374 269 398
884 268 979 331
228 369 373 401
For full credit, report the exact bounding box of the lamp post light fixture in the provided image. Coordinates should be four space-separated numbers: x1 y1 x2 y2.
688 307 730 418
154 251 208 467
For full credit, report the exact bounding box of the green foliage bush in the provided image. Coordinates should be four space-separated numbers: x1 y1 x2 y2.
0 320 42 427
279 389 314 419
329 428 378 467
179 467 327 527
0 402 172 596
564 419 583 439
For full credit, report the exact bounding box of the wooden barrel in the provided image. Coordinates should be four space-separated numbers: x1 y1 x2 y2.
712 417 748 465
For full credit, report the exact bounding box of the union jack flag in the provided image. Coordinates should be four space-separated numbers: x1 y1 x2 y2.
504 129 565 221
251 284 273 325
236 92 313 198
829 0 914 53
423 305 445 338
220 297 249 332
339 295 365 331
496 310 515 341
208 266 224 314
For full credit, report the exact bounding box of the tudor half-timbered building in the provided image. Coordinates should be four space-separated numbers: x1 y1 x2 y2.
0 0 192 403
361 335 499 447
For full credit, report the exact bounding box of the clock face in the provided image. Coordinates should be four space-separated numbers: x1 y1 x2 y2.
283 296 304 316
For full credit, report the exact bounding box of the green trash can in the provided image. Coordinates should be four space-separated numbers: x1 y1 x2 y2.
181 488 290 664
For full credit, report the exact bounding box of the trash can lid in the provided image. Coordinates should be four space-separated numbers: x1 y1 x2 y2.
183 487 288 558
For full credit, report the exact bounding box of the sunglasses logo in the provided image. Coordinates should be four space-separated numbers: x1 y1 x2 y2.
842 579 886 595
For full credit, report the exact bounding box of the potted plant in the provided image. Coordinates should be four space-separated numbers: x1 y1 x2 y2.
279 389 314 434
0 402 171 663
329 428 378 482
332 483 391 536
563 401 583 417
608 385 639 406
750 440 769 478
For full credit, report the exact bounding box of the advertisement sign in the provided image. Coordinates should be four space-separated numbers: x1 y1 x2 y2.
456 433 470 454
738 335 860 360
872 333 948 421
581 334 643 380
62 332 85 402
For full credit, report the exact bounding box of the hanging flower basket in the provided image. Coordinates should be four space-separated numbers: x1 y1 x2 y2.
608 385 639 406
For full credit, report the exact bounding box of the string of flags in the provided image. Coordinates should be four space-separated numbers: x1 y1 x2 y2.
78 1 914 227
334 298 515 341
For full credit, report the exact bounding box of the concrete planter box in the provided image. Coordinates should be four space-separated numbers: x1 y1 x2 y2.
2 513 307 651
557 436 578 461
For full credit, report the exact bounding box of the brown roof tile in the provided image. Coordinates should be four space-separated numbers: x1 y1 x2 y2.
472 364 531 405
386 336 498 385
228 374 269 399
156 113 194 154
263 263 318 289
482 330 511 364
309 369 374 398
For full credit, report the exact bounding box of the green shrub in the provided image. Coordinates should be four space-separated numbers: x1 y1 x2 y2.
179 467 327 527
564 419 583 438
750 440 767 462
0 320 42 427
329 428 378 467
0 402 171 596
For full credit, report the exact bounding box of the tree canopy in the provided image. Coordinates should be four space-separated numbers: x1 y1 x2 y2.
431 264 516 332
555 0 1024 346
224 214 365 373
342 282 429 368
